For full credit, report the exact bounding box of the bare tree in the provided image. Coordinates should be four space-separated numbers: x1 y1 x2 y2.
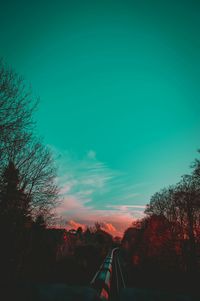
145 162 200 271
0 61 58 221
0 61 36 162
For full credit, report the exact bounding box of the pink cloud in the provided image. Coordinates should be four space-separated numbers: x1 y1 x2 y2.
56 174 145 237
101 223 121 237
56 196 144 237
56 196 86 213
66 220 86 231
65 220 123 237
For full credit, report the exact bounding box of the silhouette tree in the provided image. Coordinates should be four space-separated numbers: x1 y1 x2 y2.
34 214 46 229
145 152 200 272
0 161 30 229
174 175 199 272
95 222 102 231
0 161 31 280
77 226 83 240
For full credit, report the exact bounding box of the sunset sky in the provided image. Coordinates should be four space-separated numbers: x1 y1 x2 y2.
1 0 200 236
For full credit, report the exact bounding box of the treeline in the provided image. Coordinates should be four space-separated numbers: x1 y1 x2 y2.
121 155 200 293
54 224 114 285
0 62 58 282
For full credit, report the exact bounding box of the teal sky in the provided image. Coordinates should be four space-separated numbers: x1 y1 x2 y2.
1 0 200 234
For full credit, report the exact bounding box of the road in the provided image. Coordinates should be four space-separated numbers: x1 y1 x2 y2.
110 248 126 301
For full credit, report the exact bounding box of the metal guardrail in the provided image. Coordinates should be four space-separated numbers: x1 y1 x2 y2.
90 248 125 300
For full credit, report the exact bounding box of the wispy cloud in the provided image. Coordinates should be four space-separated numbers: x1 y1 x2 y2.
52 148 147 236
106 205 147 210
